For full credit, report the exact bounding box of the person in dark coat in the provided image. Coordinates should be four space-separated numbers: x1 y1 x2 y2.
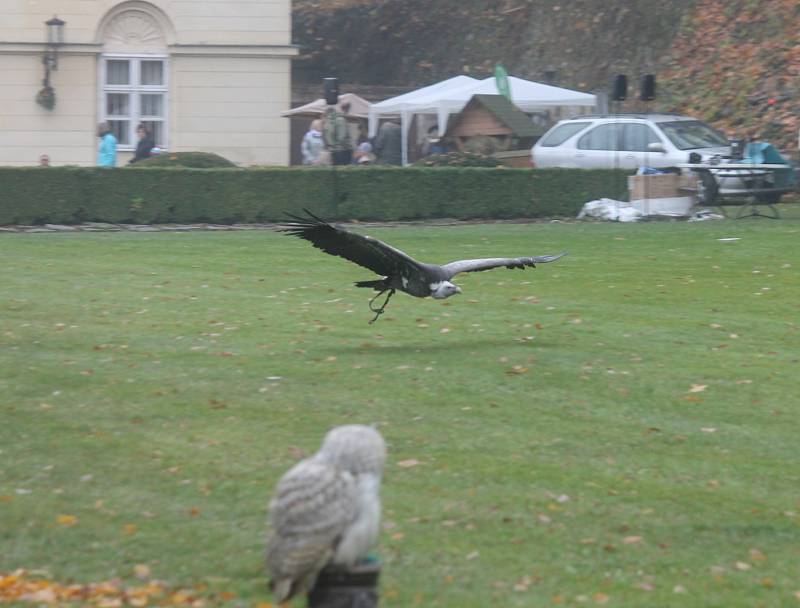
129 123 155 164
373 121 402 165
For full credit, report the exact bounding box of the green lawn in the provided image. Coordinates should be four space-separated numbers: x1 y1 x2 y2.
1 219 799 607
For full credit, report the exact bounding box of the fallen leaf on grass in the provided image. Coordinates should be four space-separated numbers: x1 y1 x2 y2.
0 570 214 606
397 459 423 468
56 514 77 527
689 384 708 393
749 548 767 561
133 564 150 579
506 365 529 375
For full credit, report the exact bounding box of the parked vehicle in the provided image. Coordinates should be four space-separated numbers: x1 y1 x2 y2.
531 113 731 169
531 113 795 205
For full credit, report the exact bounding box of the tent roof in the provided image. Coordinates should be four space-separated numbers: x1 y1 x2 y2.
367 74 596 164
370 75 595 117
281 93 371 119
370 75 479 113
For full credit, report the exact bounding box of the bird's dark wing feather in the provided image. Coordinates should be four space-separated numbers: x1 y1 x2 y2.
441 252 567 278
279 210 425 277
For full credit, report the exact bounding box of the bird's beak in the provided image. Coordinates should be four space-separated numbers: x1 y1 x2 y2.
455 286 462 294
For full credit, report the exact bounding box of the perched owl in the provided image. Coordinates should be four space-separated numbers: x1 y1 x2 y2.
266 425 386 603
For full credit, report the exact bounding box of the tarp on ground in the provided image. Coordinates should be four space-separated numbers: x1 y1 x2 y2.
368 75 597 164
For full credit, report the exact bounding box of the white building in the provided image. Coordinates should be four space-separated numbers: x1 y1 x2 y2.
0 0 297 166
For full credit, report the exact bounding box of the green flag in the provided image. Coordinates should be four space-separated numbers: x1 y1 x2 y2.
494 64 511 101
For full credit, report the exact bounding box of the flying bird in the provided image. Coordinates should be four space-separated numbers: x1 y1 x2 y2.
280 210 566 322
266 425 386 604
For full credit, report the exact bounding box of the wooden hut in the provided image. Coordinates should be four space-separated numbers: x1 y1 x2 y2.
444 94 547 159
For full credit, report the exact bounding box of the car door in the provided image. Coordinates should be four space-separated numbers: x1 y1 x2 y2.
574 121 665 169
619 123 668 168
574 123 626 168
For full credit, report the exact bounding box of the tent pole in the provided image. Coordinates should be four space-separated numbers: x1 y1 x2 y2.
401 110 409 166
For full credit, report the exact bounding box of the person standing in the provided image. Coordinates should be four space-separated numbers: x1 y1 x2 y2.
301 118 328 165
96 122 117 167
129 123 155 164
324 103 353 166
374 120 402 165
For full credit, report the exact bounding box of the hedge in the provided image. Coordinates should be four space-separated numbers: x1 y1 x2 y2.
0 166 631 225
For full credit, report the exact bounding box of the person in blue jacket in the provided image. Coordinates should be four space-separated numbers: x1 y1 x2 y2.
97 122 117 167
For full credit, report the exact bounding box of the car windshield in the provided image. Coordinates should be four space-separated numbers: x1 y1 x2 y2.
659 120 728 150
538 122 591 147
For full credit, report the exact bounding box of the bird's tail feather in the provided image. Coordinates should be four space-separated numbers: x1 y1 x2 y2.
354 279 387 290
530 252 568 264
269 577 295 604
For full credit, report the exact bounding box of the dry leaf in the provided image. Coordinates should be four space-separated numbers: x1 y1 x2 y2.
749 548 767 561
56 514 77 527
397 459 423 468
689 384 708 393
506 365 529 375
133 564 151 579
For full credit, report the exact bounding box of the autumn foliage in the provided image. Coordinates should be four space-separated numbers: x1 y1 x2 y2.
0 569 267 607
663 0 800 153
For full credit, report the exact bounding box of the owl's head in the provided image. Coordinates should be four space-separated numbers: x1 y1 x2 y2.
316 424 386 476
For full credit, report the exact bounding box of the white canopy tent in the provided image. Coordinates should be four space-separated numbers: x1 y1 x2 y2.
368 75 597 165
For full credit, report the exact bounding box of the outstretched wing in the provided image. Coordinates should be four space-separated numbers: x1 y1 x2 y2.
266 459 358 602
441 252 567 278
279 210 424 277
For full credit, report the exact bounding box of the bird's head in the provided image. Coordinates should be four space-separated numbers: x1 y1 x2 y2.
430 281 461 300
315 424 386 475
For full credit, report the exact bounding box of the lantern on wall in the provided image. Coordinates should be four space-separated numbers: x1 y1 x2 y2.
37 16 66 110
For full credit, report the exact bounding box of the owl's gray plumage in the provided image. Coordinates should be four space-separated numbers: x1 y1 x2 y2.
266 425 386 603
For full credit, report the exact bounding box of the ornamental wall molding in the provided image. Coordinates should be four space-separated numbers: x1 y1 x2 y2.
96 1 175 52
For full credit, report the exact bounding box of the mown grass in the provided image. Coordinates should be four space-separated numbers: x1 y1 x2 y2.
1 217 799 607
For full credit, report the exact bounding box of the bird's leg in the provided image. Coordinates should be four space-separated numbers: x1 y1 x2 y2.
368 288 395 324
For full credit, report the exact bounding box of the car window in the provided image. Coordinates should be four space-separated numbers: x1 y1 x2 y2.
538 122 591 147
621 123 661 151
577 124 621 150
658 120 729 150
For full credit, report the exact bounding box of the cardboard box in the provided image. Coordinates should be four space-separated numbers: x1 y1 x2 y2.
628 173 681 200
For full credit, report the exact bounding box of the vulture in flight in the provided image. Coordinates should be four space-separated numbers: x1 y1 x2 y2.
280 210 566 323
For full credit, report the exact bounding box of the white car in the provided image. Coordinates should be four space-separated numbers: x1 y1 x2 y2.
531 113 731 169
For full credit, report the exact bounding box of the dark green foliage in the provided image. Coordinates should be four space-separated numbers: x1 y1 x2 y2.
134 151 237 168
413 152 503 167
0 166 632 225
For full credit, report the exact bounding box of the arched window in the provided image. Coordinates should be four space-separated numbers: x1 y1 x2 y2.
98 3 171 149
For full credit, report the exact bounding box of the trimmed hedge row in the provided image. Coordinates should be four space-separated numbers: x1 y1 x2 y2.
0 166 631 225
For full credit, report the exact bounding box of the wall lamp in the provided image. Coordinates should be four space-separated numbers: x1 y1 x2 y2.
37 16 65 110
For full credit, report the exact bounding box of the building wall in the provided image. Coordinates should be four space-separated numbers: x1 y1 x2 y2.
0 0 296 166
